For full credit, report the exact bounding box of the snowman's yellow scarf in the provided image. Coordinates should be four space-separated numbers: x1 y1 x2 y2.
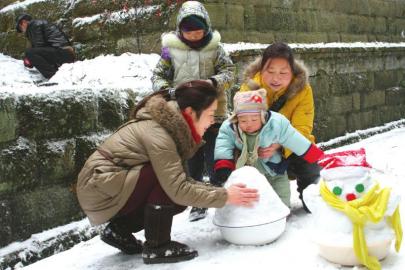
320 181 402 270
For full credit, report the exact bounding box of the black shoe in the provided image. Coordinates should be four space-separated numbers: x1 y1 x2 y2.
188 207 208 222
142 240 198 264
100 222 143 254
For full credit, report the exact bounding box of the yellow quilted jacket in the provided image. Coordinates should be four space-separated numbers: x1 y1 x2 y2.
240 58 315 157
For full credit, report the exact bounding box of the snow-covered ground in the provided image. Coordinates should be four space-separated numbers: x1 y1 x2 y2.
0 53 160 96
12 126 403 270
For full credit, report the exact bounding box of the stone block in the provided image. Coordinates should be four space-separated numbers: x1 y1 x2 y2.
37 139 76 186
374 70 398 90
327 33 341 42
385 87 405 106
347 112 362 132
378 106 397 123
340 33 369 42
0 0 15 9
205 3 226 29
372 17 387 34
0 12 13 33
270 0 297 9
354 0 372 16
294 10 317 32
0 32 26 59
317 12 342 33
17 90 99 140
394 1 405 17
273 32 297 43
369 0 390 17
296 32 328 43
329 95 353 114
243 5 256 31
268 10 297 31
332 72 373 95
398 70 405 88
388 18 405 36
315 115 347 142
359 110 380 129
0 185 83 246
245 31 275 44
220 30 246 43
0 137 75 195
253 5 272 29
352 92 361 111
346 15 371 34
361 90 385 109
333 0 356 14
72 0 122 18
309 69 331 98
0 138 38 196
0 96 17 143
98 90 127 130
225 4 244 30
312 0 338 13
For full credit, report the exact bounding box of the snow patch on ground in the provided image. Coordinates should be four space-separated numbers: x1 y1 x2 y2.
0 53 160 97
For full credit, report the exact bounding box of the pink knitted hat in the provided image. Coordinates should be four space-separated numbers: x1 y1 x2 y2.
230 89 268 122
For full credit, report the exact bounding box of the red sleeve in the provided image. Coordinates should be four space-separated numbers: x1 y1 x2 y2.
214 159 235 171
302 144 324 163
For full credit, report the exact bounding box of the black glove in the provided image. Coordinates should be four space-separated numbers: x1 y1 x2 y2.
211 167 232 187
23 57 33 68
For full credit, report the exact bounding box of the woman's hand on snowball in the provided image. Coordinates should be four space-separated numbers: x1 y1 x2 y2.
258 143 281 159
226 183 259 207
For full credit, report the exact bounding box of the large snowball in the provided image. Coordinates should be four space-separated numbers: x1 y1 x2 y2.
213 166 290 245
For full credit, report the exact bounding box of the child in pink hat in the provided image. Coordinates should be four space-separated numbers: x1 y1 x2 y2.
213 89 323 207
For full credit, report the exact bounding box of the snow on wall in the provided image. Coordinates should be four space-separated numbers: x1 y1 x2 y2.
72 5 158 27
223 42 405 53
0 0 48 13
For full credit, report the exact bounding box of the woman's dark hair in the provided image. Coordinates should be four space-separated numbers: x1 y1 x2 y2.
131 80 218 119
260 42 296 74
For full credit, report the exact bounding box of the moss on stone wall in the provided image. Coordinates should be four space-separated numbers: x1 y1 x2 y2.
0 97 17 143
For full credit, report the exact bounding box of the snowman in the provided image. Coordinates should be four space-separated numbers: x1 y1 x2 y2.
214 166 290 245
303 148 402 270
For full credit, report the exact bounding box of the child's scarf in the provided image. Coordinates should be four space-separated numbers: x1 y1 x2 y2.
236 127 260 169
319 181 402 270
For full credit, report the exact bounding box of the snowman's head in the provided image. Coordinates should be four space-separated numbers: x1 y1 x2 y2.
321 166 374 201
319 148 374 202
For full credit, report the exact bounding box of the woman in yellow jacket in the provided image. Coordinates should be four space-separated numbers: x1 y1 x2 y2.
240 42 321 212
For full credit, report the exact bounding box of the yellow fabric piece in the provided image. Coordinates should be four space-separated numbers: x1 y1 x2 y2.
320 181 402 270
240 72 315 157
387 207 403 252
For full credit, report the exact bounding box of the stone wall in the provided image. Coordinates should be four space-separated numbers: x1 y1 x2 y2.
0 88 138 247
1 45 405 249
1 0 405 59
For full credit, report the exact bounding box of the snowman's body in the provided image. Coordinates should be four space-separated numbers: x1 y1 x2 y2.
214 166 290 245
303 166 401 266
